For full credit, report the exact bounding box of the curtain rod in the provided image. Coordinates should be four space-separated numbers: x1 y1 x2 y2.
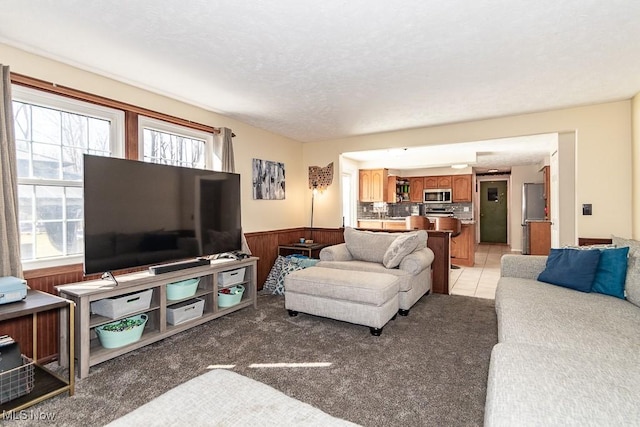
10 72 225 135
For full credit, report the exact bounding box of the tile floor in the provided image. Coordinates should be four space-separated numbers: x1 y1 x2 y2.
449 243 514 299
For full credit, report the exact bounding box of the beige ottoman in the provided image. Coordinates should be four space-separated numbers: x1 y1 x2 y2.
284 266 399 336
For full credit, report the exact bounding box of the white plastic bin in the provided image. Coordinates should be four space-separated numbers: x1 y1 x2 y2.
167 298 205 325
218 268 246 287
90 289 153 319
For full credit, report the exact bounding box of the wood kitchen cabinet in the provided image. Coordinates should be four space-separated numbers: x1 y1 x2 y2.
529 221 551 255
451 223 475 267
359 169 389 202
357 220 383 229
542 165 550 219
452 174 472 202
409 177 425 202
424 175 452 189
387 176 398 203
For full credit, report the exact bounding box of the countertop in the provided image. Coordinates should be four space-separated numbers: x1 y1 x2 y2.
358 217 475 225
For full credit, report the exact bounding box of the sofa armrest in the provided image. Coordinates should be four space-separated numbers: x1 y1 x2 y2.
399 247 434 275
500 254 548 279
319 243 353 262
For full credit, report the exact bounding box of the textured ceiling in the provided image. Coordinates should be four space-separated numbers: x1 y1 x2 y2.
1 0 640 148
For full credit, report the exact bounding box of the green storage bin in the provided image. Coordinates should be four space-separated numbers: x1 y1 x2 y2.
218 285 244 308
95 314 148 349
167 277 200 301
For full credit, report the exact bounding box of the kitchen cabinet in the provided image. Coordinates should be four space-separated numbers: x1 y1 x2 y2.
451 223 475 267
409 177 424 202
387 176 398 203
383 221 407 230
424 175 452 189
452 175 472 202
359 169 389 202
357 220 383 229
529 221 551 255
542 166 550 219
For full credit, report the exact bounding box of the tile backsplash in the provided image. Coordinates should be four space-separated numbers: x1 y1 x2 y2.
358 202 473 220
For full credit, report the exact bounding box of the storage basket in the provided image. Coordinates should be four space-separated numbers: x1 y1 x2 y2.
218 268 246 287
167 298 205 325
95 314 148 349
167 278 200 301
0 355 34 404
90 289 153 319
218 285 244 308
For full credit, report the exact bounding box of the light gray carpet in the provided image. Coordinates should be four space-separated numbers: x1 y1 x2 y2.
8 293 497 426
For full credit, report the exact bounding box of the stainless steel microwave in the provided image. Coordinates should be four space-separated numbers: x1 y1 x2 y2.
424 188 452 203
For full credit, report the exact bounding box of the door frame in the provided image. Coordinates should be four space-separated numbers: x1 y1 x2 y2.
475 175 511 245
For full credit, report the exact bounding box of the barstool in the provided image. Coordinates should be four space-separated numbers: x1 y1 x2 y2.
405 215 430 230
435 217 462 269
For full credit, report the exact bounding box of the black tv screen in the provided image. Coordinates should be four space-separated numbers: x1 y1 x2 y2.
83 155 242 275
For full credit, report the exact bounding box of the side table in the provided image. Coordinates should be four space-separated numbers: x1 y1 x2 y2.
278 243 329 259
0 290 74 417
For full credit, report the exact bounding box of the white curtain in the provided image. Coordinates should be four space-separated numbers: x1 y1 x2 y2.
221 127 235 173
0 65 23 277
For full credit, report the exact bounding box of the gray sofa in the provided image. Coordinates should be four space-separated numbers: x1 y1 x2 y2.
485 254 640 426
317 227 434 315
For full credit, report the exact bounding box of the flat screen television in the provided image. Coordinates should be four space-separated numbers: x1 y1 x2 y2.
83 155 242 275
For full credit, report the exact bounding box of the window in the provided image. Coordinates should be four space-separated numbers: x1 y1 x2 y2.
139 116 219 170
13 86 124 268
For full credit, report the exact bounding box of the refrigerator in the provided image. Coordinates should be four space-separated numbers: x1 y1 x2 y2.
521 183 546 254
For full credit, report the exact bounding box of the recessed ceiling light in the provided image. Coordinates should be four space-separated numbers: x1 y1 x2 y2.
488 169 499 173
451 163 468 169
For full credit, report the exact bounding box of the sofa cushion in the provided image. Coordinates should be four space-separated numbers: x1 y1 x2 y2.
383 232 419 268
537 248 600 292
485 342 640 427
496 277 640 354
284 267 399 306
343 227 399 263
316 260 413 291
612 235 640 307
591 246 629 299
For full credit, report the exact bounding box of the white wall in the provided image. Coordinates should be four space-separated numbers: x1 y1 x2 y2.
508 165 546 252
632 92 640 239
1 43 305 233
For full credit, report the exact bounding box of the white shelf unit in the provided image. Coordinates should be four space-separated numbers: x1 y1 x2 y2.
56 257 257 378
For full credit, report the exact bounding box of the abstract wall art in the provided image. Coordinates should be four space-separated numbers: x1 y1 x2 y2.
252 158 285 200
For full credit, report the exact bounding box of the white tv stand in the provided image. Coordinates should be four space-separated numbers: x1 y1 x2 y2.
56 257 257 378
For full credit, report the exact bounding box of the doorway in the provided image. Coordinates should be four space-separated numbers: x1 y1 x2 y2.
480 181 508 243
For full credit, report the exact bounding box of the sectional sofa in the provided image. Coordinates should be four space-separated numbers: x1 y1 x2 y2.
485 238 640 426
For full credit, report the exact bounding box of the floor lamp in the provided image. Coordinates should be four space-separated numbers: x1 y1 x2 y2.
310 182 318 241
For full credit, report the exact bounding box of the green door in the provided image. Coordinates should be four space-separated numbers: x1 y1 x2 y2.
480 181 508 243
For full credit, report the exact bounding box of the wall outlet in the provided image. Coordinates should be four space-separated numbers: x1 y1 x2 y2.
405 206 409 212
463 207 469 212
363 207 367 212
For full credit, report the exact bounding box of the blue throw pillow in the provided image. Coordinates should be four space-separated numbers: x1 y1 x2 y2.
537 248 601 292
591 246 629 299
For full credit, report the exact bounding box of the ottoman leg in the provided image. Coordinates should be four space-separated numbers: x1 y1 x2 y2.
370 327 383 336
398 309 410 316
288 310 299 317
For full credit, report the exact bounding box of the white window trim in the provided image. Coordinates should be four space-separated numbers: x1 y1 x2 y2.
138 115 215 169
12 85 125 158
12 85 125 270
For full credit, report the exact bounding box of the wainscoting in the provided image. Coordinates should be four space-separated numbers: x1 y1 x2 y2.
4 227 449 363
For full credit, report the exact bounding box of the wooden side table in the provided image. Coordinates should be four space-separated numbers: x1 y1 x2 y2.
0 290 74 417
278 243 329 259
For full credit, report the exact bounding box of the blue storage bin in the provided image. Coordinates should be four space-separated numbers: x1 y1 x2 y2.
95 314 148 349
167 277 200 301
218 285 244 308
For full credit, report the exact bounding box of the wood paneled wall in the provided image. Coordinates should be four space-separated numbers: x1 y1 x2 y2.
3 227 449 363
